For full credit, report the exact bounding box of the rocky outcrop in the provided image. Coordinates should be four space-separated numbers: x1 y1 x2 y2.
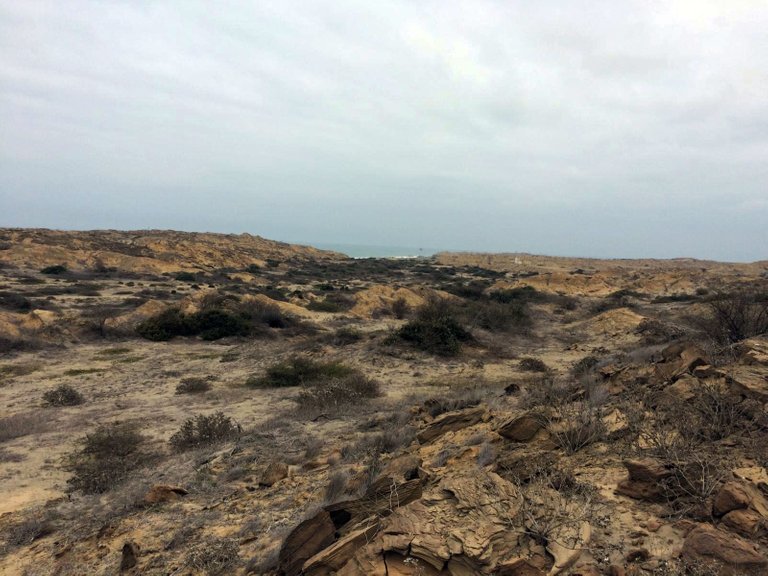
417 407 485 444
681 524 768 574
616 459 672 502
497 413 543 442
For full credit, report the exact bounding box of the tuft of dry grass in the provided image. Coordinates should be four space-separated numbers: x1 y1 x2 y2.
0 411 50 443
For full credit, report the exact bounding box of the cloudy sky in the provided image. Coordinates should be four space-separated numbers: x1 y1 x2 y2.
1 1 766 260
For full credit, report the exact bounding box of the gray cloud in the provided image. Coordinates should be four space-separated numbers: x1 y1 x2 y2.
1 0 767 260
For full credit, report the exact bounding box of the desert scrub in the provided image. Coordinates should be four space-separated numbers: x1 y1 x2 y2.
247 356 355 388
0 412 49 443
43 384 85 406
519 357 549 372
136 297 297 341
392 297 472 356
40 264 67 275
186 537 240 574
295 373 381 413
65 422 149 494
570 355 600 378
170 412 239 452
175 377 212 394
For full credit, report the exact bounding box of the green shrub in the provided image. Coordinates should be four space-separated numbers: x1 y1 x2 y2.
40 264 67 275
190 309 250 340
174 271 196 282
43 384 85 407
458 299 531 332
170 412 239 452
136 308 195 341
394 298 472 356
248 357 355 388
65 423 148 494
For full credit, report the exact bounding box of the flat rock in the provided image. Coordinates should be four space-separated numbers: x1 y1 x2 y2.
279 510 336 576
303 521 380 575
417 407 485 444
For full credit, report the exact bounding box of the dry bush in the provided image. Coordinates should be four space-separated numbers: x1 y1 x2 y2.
504 464 599 550
570 355 600 378
519 375 579 410
324 470 349 503
175 377 212 394
295 373 381 414
544 401 607 455
476 442 495 466
43 384 85 407
518 357 549 372
185 537 240 574
170 412 240 452
0 411 49 443
701 289 768 344
2 511 57 552
391 296 410 319
65 422 149 494
247 356 356 388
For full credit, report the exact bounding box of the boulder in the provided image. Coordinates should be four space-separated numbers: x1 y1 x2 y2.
726 366 768 402
417 407 485 444
498 413 544 442
723 508 765 537
681 524 768 574
714 482 752 516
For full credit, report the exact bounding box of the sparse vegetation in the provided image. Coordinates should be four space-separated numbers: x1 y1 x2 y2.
65 422 149 494
40 264 67 275
393 297 472 356
176 377 213 394
701 289 768 344
295 373 381 413
169 412 239 451
519 357 549 372
43 383 85 406
247 356 355 388
0 412 49 443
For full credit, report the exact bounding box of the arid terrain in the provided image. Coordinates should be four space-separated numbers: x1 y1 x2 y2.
1 228 768 576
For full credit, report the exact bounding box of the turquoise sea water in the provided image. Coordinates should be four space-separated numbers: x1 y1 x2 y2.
312 243 440 258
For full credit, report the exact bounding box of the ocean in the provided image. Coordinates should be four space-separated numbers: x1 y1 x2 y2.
311 243 440 259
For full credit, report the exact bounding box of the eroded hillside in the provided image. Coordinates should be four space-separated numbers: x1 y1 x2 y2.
1 230 768 575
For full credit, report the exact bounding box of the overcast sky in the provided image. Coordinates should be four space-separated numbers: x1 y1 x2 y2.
1 1 766 261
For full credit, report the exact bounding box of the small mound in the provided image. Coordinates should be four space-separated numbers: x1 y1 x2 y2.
349 285 430 318
573 307 646 336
